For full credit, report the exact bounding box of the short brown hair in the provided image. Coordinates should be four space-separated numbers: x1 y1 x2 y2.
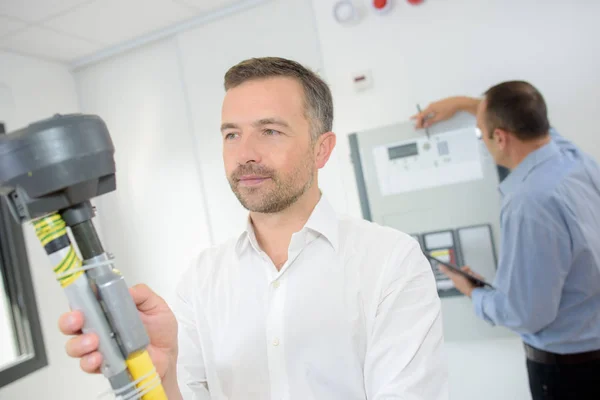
224 57 333 140
483 81 550 141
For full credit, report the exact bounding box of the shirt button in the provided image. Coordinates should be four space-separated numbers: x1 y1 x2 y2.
272 281 280 289
272 338 280 346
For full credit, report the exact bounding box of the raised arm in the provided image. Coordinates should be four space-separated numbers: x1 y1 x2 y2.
412 96 577 153
412 96 481 128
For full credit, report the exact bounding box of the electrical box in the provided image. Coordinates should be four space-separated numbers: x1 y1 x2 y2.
349 112 516 342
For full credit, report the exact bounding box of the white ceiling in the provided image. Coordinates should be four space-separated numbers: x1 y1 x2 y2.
0 0 255 65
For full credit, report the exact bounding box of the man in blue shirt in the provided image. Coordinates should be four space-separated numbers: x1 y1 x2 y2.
413 81 600 400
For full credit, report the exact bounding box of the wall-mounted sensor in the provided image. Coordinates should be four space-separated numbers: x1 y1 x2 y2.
333 1 360 25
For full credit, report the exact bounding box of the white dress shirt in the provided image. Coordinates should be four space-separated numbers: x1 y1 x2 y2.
174 195 448 400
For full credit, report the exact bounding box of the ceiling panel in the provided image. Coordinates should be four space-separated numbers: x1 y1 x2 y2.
42 0 199 45
0 0 92 23
175 0 246 13
0 15 26 38
0 26 103 61
0 0 264 64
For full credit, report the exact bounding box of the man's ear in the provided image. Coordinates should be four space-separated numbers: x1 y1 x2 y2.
315 132 336 169
494 128 509 149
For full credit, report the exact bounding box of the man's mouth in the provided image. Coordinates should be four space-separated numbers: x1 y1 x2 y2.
237 175 271 187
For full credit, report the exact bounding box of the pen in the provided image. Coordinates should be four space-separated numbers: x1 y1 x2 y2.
416 104 430 139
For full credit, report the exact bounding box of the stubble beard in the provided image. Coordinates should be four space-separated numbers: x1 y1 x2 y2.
228 152 315 214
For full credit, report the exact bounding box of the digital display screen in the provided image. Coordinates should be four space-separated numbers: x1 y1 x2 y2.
388 142 418 160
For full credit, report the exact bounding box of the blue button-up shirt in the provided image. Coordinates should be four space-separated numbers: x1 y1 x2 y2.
472 129 600 354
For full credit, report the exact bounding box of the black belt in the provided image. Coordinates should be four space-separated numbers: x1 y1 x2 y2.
524 343 600 365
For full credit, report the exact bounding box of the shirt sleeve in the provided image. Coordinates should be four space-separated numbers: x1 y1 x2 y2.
471 203 572 334
173 264 211 400
364 238 448 400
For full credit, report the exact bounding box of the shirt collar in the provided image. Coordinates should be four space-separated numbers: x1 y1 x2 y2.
303 193 339 251
235 193 339 254
498 140 560 197
236 216 259 254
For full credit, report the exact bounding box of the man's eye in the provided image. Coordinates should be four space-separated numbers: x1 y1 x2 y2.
224 133 238 140
264 129 280 136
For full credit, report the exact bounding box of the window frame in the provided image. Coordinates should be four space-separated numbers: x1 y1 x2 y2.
0 122 48 388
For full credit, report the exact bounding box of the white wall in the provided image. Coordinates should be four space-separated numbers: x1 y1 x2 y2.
312 0 600 219
0 50 110 400
75 38 212 308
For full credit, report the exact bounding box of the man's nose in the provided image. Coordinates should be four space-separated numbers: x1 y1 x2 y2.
237 134 262 164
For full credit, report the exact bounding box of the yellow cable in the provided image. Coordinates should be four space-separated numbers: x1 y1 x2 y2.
33 213 83 288
35 214 167 399
125 351 168 400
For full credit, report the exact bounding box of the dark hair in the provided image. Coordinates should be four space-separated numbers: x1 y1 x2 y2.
483 81 550 141
224 57 333 140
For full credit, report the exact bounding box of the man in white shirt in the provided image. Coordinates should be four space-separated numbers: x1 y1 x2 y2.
59 57 448 399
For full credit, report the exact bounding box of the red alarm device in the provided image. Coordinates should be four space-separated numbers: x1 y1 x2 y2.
372 0 392 13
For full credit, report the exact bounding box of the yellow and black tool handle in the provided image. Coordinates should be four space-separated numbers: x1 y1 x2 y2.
33 214 132 390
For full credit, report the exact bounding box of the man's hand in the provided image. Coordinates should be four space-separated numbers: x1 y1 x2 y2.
411 96 481 129
58 283 182 398
439 265 483 297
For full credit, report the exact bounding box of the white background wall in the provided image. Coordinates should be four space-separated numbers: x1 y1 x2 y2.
1 0 600 399
0 50 110 399
75 37 212 308
312 0 600 218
